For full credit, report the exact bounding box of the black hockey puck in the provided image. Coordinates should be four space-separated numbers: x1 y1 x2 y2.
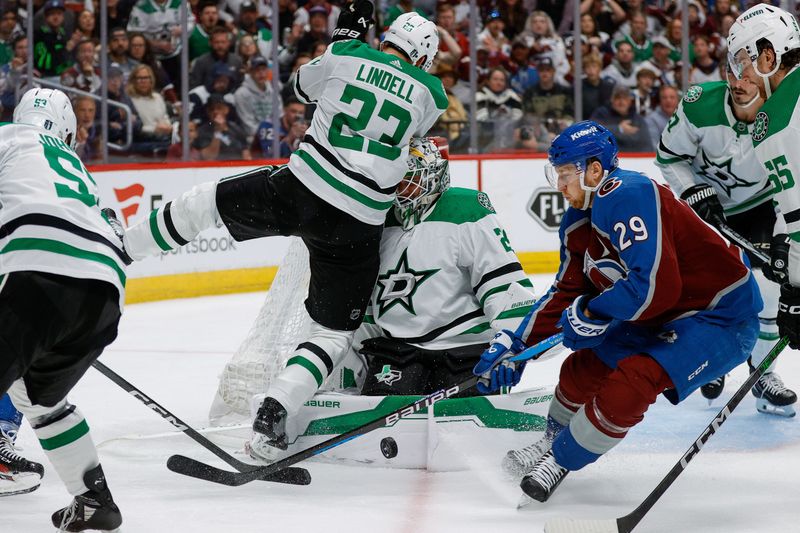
380 437 398 459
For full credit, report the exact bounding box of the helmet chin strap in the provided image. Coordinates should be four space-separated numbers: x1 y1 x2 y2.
578 169 608 210
754 60 781 99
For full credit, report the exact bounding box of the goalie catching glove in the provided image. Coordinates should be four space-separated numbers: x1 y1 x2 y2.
473 330 528 394
559 295 612 350
332 0 374 43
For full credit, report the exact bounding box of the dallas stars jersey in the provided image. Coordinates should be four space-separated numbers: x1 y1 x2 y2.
751 66 800 286
0 124 127 308
656 82 773 215
288 40 449 226
359 188 534 350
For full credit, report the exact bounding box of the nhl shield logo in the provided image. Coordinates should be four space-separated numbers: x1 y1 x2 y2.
753 112 769 142
683 85 703 103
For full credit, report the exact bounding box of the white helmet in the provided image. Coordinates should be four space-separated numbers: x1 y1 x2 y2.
394 137 450 229
13 88 78 149
727 4 800 96
382 12 439 72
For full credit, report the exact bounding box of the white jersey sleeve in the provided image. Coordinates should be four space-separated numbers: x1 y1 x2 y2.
293 54 328 104
655 95 702 196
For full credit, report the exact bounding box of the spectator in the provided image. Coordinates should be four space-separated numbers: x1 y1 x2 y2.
127 0 195 87
664 18 694 63
518 11 569 83
383 0 425 30
189 2 221 61
581 0 626 36
614 12 652 64
478 9 511 60
73 96 100 161
476 67 523 150
458 45 494 88
0 8 20 64
590 83 652 151
128 64 174 146
60 39 101 93
33 0 73 80
708 0 738 35
436 3 469 65
166 120 201 161
251 96 307 158
581 52 615 119
691 34 721 84
579 13 610 53
234 56 280 138
712 13 736 62
108 27 137 80
685 0 714 38
128 32 176 103
434 66 469 146
632 65 658 116
189 62 238 122
295 6 331 56
99 65 141 147
601 40 637 89
614 0 664 37
237 34 260 66
432 17 463 74
521 56 573 131
294 0 341 36
0 35 34 122
281 52 311 102
189 26 243 89
498 0 527 40
639 36 674 87
75 9 97 43
194 94 251 161
238 1 274 59
644 84 679 145
105 0 134 30
505 39 539 95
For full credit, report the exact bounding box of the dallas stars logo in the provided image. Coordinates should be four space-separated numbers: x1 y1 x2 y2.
375 249 439 316
683 85 703 103
697 149 757 196
753 112 769 142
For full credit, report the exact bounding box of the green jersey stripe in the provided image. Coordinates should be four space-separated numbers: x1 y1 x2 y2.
0 237 126 285
496 305 533 321
149 209 171 251
39 420 90 450
287 355 324 387
296 149 394 211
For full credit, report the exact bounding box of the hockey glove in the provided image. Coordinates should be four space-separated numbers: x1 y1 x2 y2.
680 184 725 228
762 234 790 285
332 0 374 43
101 208 132 265
778 284 800 350
473 330 528 394
559 295 612 350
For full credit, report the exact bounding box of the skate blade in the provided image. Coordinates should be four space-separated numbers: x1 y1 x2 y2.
755 399 796 418
0 472 41 497
517 493 534 509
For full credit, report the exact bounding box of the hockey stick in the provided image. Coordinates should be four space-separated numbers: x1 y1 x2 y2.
717 222 770 267
166 332 565 486
90 360 311 486
543 335 790 533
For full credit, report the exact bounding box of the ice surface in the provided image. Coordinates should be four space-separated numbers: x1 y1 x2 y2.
3 274 799 532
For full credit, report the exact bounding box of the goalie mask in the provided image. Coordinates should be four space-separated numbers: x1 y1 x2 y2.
13 88 78 150
394 137 450 230
727 4 800 98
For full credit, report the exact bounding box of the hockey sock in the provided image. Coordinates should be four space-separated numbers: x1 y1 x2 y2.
750 268 780 371
0 394 23 441
266 321 354 416
125 181 221 260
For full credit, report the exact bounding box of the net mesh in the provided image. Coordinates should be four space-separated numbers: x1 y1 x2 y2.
209 238 312 425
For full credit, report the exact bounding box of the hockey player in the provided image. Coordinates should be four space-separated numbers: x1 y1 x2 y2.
248 137 536 459
655 71 797 416
1 393 44 496
0 88 128 530
123 3 448 452
473 121 762 503
727 6 800 360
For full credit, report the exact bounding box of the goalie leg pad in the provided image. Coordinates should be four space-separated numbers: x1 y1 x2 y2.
266 320 354 417
8 380 98 496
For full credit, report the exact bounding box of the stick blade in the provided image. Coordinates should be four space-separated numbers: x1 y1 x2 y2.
544 518 620 533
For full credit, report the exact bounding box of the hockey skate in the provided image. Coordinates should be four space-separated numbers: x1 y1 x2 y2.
0 427 44 497
752 372 797 417
251 397 289 456
700 375 725 402
52 464 121 532
518 450 569 506
503 436 553 478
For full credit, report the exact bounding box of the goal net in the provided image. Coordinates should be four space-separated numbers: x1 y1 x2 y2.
209 238 312 425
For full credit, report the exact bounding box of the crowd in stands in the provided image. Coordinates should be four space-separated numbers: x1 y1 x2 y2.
0 0 777 161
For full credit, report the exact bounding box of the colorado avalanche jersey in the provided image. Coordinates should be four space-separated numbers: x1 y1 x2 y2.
749 67 800 286
0 124 127 308
656 82 773 215
518 169 762 344
289 39 448 225
359 188 534 350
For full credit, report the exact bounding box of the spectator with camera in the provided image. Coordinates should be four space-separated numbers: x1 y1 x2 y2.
251 96 307 159
194 94 251 161
190 26 243 90
235 56 281 138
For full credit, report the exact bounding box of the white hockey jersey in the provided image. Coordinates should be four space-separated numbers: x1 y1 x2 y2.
656 81 773 215
0 124 127 308
751 67 800 286
357 187 535 351
288 39 449 226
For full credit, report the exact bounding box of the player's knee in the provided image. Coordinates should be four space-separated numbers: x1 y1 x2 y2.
558 349 612 405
